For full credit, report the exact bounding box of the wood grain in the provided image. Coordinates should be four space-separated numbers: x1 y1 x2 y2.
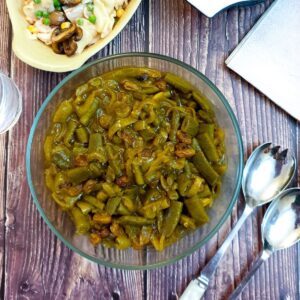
148 0 300 300
0 0 13 295
3 2 147 300
0 0 299 299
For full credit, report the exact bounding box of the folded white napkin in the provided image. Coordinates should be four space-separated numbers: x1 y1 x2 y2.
226 0 300 120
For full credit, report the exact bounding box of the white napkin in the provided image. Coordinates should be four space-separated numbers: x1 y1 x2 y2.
226 0 300 120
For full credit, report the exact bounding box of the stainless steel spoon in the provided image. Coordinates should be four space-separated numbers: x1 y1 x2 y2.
180 143 296 300
229 187 300 300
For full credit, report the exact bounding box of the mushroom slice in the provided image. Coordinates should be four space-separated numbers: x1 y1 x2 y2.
49 11 66 26
74 26 83 41
63 38 78 56
52 23 76 43
60 0 82 6
52 42 64 54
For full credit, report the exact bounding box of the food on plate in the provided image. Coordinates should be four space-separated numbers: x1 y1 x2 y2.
43 67 227 250
23 0 129 56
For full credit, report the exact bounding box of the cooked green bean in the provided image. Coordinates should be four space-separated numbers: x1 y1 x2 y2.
197 133 219 162
184 196 209 225
162 201 183 238
53 100 73 123
118 216 154 226
75 127 89 144
44 67 226 251
70 207 90 234
105 196 121 215
193 150 220 186
84 195 105 210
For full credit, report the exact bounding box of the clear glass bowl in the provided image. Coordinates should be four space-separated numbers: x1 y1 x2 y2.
26 53 243 270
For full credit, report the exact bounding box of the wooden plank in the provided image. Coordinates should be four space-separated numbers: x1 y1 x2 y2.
0 1 13 296
148 0 299 299
4 2 148 299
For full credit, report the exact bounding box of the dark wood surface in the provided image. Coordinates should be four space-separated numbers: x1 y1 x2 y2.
0 0 299 299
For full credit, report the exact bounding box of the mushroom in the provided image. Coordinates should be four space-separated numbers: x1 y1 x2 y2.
49 11 66 26
63 37 78 56
74 26 83 41
52 42 64 54
51 23 76 43
60 0 82 6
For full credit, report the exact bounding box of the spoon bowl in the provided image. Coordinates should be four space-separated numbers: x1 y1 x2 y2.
242 143 296 208
229 187 300 299
263 188 300 251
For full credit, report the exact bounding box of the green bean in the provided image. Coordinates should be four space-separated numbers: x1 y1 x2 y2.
177 173 191 197
184 196 209 224
181 115 199 136
84 195 105 210
212 163 227 175
75 127 89 143
162 201 183 238
198 123 215 139
180 215 196 230
198 110 214 123
64 119 78 148
66 167 91 184
132 161 144 185
53 100 73 123
198 133 219 162
64 194 82 208
141 197 170 219
80 98 99 126
193 150 220 186
117 202 131 215
118 216 154 226
164 73 193 93
77 201 94 215
105 196 121 215
139 226 153 246
96 190 108 202
115 235 131 250
169 110 181 142
197 184 212 197
108 117 137 140
52 145 72 169
70 207 90 234
192 91 211 112
75 91 98 117
157 210 164 233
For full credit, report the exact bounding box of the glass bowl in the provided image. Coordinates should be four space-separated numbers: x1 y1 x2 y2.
26 53 243 270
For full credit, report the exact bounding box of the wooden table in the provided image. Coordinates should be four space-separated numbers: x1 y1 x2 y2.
1 0 299 299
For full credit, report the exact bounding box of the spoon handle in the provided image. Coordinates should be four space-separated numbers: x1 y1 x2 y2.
228 250 271 300
180 204 253 300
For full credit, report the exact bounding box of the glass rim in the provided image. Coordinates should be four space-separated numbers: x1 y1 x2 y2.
26 52 244 270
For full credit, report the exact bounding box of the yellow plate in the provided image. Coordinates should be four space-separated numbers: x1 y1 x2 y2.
6 0 141 72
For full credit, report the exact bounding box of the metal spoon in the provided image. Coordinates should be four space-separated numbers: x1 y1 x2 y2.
180 143 296 300
229 187 300 300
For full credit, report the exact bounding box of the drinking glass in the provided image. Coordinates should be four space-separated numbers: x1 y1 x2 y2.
0 72 22 134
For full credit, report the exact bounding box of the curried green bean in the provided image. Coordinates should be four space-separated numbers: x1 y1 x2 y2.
198 133 219 162
44 67 227 251
184 196 209 225
162 201 183 238
70 207 90 234
118 216 154 226
193 150 220 186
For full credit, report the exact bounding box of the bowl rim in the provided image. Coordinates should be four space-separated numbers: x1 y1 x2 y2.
26 52 244 270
